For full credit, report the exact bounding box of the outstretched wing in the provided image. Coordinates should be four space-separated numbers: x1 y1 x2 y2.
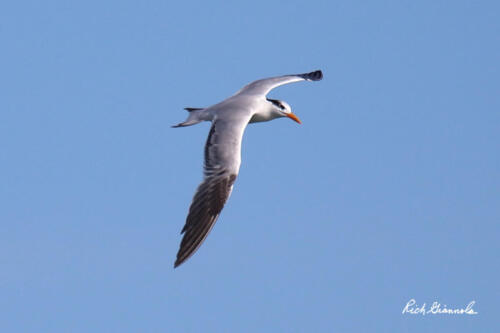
237 70 323 96
174 115 251 267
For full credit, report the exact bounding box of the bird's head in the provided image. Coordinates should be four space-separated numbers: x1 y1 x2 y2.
267 98 301 124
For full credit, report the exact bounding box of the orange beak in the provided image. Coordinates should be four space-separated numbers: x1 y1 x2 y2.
286 113 302 124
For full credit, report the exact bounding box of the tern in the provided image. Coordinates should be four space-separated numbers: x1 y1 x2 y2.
173 70 323 267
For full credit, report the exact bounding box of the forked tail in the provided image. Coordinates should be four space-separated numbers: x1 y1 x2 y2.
172 108 207 128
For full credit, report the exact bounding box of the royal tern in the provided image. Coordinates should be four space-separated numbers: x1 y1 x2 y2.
173 70 323 267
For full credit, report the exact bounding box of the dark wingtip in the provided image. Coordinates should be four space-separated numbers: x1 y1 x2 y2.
174 254 188 268
174 252 184 268
301 70 323 81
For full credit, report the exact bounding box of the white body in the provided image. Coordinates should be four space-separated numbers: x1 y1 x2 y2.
173 70 323 267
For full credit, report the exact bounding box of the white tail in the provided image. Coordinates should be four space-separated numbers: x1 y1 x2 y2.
172 108 207 128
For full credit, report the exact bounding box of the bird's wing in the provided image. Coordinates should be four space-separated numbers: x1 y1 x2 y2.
237 70 323 96
175 114 252 267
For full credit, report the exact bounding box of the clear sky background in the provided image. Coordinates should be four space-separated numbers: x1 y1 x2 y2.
1 0 499 332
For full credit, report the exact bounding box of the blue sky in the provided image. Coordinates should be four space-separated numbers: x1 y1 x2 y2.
1 0 499 332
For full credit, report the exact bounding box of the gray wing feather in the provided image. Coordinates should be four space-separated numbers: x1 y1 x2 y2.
174 116 250 267
174 173 236 267
237 70 323 96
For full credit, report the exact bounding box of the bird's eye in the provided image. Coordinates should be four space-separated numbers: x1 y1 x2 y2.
268 99 285 110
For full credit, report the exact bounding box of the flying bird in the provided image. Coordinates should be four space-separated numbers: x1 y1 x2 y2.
173 70 323 267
